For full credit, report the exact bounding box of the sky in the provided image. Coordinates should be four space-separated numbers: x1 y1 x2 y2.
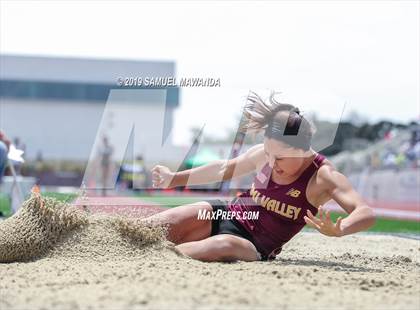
1 1 419 145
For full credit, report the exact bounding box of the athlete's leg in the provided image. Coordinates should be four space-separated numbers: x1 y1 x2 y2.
175 234 260 262
142 201 213 244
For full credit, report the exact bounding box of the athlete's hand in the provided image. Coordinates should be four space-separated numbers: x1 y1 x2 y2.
151 165 175 189
304 207 344 237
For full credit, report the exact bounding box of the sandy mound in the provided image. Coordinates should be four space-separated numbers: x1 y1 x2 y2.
0 194 88 263
0 194 419 310
0 193 179 264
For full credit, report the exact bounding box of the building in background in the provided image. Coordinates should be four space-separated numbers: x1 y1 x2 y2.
0 54 180 162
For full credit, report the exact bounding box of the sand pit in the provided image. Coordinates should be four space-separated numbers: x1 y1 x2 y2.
0 194 419 310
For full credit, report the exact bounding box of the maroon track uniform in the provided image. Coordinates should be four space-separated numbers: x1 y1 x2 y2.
226 153 326 260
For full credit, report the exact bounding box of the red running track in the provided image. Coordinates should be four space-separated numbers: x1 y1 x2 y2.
72 196 166 218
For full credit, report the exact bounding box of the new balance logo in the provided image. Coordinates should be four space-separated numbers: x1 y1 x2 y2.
286 188 301 198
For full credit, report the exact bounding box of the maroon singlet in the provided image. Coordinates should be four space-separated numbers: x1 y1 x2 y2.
228 153 326 259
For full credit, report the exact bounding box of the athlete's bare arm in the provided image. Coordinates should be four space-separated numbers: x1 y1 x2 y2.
304 165 376 237
152 144 265 188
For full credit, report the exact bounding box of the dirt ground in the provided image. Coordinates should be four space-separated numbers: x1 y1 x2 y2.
0 195 419 310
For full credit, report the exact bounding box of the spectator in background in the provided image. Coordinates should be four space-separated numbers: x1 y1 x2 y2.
395 152 406 170
119 155 147 192
0 130 11 183
13 137 26 153
98 135 114 196
370 151 381 170
406 123 420 167
410 124 420 146
11 137 25 175
383 150 397 169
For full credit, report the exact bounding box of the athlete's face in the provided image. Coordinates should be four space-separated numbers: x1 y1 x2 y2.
263 138 306 177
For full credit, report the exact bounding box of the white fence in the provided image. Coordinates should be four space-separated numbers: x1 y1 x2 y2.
348 168 419 203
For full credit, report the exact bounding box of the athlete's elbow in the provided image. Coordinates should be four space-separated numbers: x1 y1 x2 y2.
219 170 234 182
217 160 233 182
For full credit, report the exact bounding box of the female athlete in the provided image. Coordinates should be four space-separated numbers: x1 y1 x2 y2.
149 92 376 262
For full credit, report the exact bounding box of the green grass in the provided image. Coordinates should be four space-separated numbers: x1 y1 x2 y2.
328 211 420 234
0 191 77 217
41 192 77 203
0 193 12 217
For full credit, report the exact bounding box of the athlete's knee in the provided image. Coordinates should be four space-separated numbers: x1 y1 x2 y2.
211 235 241 261
214 235 260 262
212 234 235 249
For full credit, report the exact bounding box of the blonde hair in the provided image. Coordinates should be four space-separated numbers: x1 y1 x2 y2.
240 91 316 150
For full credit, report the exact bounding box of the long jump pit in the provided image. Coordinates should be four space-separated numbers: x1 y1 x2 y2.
0 192 419 310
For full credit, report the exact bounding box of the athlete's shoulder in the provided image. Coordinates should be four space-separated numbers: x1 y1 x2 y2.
225 143 264 177
243 143 264 159
247 143 264 153
245 143 265 165
315 158 346 190
316 155 334 169
316 156 334 174
248 143 265 160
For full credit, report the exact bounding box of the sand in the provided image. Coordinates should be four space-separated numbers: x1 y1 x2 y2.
0 194 419 310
